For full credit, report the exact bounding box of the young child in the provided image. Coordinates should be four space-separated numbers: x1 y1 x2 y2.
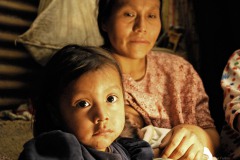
18 45 153 160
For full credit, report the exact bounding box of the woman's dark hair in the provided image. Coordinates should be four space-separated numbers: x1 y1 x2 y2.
33 45 123 136
97 0 115 48
97 0 162 48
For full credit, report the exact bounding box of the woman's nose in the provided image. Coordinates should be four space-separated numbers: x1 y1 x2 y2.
133 16 146 33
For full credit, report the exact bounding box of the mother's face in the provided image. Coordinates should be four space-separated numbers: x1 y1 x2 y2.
103 0 161 59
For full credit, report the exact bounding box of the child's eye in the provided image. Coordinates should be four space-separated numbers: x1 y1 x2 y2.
76 100 90 108
106 95 118 103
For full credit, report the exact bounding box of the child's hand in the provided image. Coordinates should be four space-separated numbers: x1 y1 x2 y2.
153 148 161 158
120 115 142 138
120 105 145 138
159 125 204 160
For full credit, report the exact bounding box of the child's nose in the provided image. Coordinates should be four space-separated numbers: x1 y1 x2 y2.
94 106 109 124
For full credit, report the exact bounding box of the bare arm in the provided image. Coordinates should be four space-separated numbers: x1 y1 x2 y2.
203 127 220 155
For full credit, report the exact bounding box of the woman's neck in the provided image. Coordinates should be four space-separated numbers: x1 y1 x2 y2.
112 54 146 81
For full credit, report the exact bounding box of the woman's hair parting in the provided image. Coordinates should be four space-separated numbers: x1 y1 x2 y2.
33 45 123 136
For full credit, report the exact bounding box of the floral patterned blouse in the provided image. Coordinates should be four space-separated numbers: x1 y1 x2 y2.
221 49 240 129
123 50 215 129
220 49 240 159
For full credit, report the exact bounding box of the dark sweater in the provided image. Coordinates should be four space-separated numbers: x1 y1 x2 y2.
19 130 153 160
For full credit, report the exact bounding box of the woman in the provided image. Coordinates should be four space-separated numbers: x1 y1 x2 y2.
97 0 220 159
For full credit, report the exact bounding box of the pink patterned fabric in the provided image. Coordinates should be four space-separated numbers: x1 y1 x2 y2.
123 51 215 129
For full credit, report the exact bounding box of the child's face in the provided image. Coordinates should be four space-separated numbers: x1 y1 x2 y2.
59 66 125 152
103 0 161 59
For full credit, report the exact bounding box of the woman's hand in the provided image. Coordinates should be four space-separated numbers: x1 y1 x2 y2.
159 124 206 160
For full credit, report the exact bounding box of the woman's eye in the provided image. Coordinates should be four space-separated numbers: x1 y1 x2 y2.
76 100 90 108
124 12 135 17
148 14 157 19
106 95 118 103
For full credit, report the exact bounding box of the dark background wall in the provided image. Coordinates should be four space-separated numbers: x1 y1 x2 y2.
194 1 240 132
0 1 40 111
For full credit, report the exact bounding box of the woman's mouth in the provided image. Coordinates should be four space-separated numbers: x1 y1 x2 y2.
129 39 150 44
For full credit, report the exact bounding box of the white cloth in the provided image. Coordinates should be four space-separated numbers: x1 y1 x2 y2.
141 125 170 149
17 0 103 65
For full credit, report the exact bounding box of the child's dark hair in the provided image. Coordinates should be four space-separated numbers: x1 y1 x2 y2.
32 45 123 137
